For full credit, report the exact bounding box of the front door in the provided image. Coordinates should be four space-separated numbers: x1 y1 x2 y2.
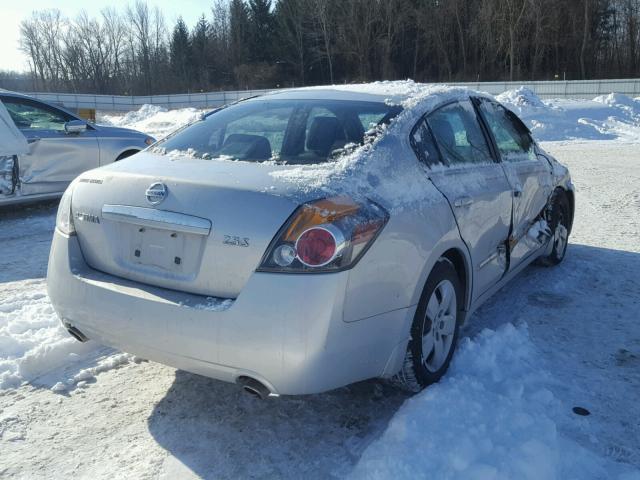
1 96 100 196
412 99 513 301
475 98 553 268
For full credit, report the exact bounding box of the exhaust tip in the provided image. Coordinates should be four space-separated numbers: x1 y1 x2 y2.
62 321 89 343
237 376 272 400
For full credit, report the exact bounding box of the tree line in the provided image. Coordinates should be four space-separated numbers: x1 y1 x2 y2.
6 0 640 95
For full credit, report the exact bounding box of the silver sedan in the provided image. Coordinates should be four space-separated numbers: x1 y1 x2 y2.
46 85 574 397
0 92 154 206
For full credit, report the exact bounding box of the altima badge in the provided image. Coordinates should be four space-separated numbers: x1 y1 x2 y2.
146 182 167 205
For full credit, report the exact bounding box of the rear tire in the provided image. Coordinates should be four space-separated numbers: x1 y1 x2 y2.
537 191 570 267
391 258 462 392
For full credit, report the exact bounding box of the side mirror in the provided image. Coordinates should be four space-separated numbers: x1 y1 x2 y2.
64 120 87 134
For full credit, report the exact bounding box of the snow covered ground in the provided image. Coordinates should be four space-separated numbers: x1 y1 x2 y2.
1 89 639 479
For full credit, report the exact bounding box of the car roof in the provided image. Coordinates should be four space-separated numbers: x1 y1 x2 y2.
256 88 397 105
0 90 32 100
249 81 486 109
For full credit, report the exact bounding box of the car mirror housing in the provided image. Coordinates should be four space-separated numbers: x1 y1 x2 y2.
64 120 87 134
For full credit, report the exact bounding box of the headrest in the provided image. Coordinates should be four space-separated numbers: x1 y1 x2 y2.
220 133 272 160
306 116 341 156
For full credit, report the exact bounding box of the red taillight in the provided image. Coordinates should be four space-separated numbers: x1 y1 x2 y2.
296 227 337 267
258 196 389 273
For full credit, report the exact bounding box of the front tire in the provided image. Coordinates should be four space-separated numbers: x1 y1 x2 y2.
392 258 463 392
537 191 570 266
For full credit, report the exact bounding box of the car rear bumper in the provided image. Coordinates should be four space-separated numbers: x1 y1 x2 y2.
47 230 413 395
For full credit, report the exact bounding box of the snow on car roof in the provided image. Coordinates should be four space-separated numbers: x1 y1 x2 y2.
256 80 491 109
265 81 493 209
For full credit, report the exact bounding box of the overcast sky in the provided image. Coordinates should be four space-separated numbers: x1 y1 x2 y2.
0 1 211 72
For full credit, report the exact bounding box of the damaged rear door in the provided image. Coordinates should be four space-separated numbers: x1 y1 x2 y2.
412 99 513 301
475 98 553 269
0 96 99 196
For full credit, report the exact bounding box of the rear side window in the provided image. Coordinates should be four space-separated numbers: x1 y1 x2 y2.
477 100 535 162
425 100 493 166
411 120 442 167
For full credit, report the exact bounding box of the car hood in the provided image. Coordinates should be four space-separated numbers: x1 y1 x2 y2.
94 124 149 138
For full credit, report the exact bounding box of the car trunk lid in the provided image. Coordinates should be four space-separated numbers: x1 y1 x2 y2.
71 152 303 298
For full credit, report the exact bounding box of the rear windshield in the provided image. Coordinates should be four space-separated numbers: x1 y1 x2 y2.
154 99 402 165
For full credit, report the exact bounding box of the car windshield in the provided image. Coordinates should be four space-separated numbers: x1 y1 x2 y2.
154 99 402 165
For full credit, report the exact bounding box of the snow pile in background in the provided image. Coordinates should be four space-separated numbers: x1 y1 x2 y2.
493 86 548 109
0 286 95 389
98 104 205 140
497 87 640 142
352 324 635 480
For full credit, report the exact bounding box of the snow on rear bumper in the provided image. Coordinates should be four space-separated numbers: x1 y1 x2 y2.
46 230 412 395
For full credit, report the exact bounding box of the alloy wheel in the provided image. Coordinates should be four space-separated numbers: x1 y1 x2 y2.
421 279 457 373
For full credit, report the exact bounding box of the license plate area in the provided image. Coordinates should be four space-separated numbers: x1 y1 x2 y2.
110 222 208 281
131 226 189 272
101 204 211 281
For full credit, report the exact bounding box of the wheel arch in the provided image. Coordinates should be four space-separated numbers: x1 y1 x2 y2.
115 149 141 161
440 247 471 320
411 242 473 319
561 187 575 233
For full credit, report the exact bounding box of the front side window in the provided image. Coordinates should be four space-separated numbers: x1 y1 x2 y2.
426 100 493 166
155 99 401 165
477 100 535 163
2 98 73 131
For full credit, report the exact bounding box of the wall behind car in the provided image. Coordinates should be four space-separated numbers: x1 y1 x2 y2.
21 79 640 112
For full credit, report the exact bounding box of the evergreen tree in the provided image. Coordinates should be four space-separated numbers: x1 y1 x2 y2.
248 0 275 63
169 17 191 89
191 15 210 90
229 0 251 67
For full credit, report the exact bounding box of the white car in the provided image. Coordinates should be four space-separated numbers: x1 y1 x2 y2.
47 84 574 397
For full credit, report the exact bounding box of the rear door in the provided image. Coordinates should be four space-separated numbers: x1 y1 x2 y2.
475 98 553 268
412 99 513 300
0 96 99 196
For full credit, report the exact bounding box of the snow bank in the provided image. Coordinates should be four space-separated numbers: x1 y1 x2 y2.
351 324 636 479
98 104 205 140
0 285 96 389
51 352 134 392
497 87 640 142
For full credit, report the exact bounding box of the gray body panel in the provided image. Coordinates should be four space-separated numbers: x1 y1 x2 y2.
0 92 151 205
427 163 512 301
71 153 300 298
47 85 574 395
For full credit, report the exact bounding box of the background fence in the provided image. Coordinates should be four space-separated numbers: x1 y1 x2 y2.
22 79 640 112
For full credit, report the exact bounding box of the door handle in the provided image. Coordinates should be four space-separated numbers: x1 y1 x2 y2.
453 196 474 208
